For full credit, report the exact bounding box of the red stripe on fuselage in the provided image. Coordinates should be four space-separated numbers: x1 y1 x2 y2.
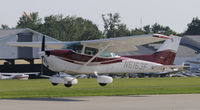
123 50 176 65
47 49 176 65
47 50 123 65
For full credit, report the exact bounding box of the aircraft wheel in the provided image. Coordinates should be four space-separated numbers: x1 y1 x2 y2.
99 83 107 86
51 83 58 86
64 84 72 87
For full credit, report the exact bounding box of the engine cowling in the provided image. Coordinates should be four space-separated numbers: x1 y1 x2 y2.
97 75 113 86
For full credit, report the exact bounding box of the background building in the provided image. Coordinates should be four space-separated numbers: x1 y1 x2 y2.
0 28 58 59
0 28 58 74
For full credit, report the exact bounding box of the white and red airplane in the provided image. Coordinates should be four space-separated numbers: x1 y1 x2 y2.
0 73 39 80
8 34 182 87
0 73 29 80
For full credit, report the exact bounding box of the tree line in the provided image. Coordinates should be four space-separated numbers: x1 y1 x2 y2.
1 12 200 41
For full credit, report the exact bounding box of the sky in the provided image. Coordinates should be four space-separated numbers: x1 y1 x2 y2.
0 0 200 33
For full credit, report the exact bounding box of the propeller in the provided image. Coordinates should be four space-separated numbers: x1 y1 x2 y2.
41 35 45 51
40 35 46 76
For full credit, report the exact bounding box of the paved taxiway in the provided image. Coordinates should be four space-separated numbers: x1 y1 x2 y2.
1 94 200 110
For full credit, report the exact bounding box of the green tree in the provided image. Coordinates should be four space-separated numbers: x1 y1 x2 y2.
143 25 151 34
102 13 130 38
40 15 62 40
152 23 176 35
1 24 9 29
16 12 42 30
130 28 145 35
41 15 102 41
141 23 176 35
184 17 200 35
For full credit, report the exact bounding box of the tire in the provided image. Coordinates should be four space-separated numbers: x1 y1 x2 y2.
99 83 107 86
51 83 58 86
64 84 72 87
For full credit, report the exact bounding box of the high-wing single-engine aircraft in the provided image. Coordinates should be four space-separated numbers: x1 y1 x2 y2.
0 73 38 80
8 34 182 87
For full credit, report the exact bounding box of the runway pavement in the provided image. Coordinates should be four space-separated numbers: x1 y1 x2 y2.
1 94 200 110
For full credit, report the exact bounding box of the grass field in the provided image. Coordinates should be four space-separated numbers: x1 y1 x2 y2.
1 77 200 98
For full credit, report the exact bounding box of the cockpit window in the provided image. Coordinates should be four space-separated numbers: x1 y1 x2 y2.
62 42 83 53
100 50 111 57
62 42 118 57
84 47 98 56
100 50 118 57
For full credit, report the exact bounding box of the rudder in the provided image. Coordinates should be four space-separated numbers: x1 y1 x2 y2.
152 36 181 65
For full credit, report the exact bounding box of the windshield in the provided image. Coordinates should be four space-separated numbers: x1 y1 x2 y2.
84 47 98 56
62 42 83 53
100 50 118 57
100 50 111 57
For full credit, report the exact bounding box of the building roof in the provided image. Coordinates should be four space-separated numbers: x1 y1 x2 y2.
146 35 200 57
0 29 24 38
0 28 60 59
0 28 59 41
147 44 197 57
181 35 200 50
176 45 197 57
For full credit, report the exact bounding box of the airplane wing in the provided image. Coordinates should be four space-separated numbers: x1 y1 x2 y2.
80 34 170 52
8 34 170 52
186 61 200 64
7 42 67 49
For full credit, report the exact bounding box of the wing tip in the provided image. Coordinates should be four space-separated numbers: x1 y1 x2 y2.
153 34 172 39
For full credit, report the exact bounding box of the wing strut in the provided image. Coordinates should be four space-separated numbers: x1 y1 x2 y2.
79 43 111 69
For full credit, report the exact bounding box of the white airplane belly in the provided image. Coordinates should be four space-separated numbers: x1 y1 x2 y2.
44 55 163 74
100 59 163 74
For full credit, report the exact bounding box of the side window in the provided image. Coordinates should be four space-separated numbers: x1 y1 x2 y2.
70 45 83 53
100 50 111 57
84 47 98 56
61 43 83 53
61 44 68 49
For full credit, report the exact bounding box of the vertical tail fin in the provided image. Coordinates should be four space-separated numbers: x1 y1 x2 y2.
152 36 181 65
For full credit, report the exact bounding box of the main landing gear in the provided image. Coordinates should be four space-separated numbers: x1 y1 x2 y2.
50 74 78 88
49 72 113 87
94 72 113 87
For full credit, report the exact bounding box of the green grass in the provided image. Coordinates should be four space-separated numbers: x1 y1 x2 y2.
1 77 200 98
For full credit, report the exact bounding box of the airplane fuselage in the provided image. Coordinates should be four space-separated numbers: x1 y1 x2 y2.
42 49 170 74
